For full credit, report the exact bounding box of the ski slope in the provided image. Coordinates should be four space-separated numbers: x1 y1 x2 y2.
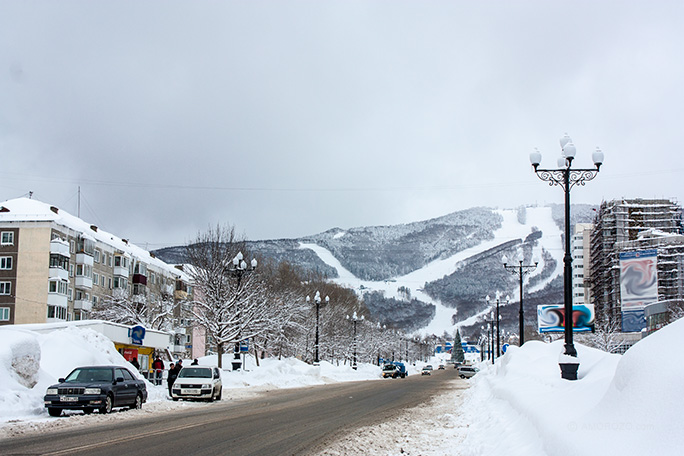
300 207 564 336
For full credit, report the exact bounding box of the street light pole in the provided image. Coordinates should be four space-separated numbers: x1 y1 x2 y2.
229 252 257 371
486 294 505 359
306 291 329 365
346 312 364 370
503 255 538 346
530 134 603 380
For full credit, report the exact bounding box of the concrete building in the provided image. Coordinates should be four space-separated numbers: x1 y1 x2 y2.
589 198 684 341
0 197 194 359
572 223 593 307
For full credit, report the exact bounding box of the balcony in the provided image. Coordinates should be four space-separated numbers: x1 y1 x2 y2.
49 239 70 257
47 293 68 308
73 299 93 312
74 276 93 289
75 253 94 266
113 266 128 277
49 267 69 281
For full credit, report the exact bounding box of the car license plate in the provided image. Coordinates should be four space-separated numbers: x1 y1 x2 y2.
60 396 78 402
181 388 200 395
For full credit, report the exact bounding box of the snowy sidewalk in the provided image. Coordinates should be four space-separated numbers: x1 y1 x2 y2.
310 379 470 456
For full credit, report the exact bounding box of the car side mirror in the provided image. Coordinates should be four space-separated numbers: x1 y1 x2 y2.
58 378 65 383
115 377 124 383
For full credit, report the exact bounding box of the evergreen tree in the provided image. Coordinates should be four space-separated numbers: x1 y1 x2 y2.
452 329 465 363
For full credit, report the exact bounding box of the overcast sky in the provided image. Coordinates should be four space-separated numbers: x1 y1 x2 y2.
1 1 683 248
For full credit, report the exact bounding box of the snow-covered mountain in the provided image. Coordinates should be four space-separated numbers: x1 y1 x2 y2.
154 204 596 338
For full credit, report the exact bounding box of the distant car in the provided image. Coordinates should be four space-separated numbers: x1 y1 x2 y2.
171 366 222 401
458 366 480 379
382 362 407 379
421 365 433 376
44 366 147 417
438 364 445 370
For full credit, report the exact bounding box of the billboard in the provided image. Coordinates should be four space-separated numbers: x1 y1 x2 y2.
537 304 595 333
619 249 657 333
619 249 658 309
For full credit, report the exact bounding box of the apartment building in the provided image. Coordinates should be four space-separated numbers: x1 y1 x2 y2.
0 197 193 357
572 223 593 307
589 198 684 334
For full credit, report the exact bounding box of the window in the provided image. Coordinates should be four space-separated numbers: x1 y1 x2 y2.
76 264 92 278
92 296 98 305
47 305 67 320
68 288 73 300
93 272 99 285
101 275 105 287
94 250 101 263
0 256 12 270
50 254 69 270
69 264 74 277
0 307 9 321
1 232 14 245
0 282 11 295
48 280 68 295
70 240 75 253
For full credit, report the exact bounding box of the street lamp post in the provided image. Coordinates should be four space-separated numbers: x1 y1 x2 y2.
306 291 329 365
486 294 507 359
346 312 364 370
530 134 603 380
229 252 258 371
503 255 538 346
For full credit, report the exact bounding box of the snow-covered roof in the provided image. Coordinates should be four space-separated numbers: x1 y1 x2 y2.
0 197 188 282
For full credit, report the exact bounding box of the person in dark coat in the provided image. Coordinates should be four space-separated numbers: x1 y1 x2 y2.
167 363 178 396
191 359 199 365
130 357 140 371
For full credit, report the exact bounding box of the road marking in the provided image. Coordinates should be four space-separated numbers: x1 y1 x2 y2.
43 415 226 455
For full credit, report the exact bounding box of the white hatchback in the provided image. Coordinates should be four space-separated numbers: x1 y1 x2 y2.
171 366 222 402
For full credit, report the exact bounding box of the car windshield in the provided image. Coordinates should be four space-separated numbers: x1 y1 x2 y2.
178 367 212 378
65 368 113 383
382 364 395 371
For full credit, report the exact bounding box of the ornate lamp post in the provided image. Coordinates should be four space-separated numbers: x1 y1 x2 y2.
346 311 364 369
503 255 538 346
230 251 257 371
530 134 603 380
306 291 329 365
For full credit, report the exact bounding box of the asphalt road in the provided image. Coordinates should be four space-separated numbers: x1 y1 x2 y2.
3 368 462 456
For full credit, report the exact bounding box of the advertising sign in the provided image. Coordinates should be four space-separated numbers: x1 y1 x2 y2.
537 304 595 333
619 249 658 309
129 325 146 345
622 309 647 333
239 339 249 352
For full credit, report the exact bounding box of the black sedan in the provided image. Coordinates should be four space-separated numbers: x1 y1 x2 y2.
44 365 147 417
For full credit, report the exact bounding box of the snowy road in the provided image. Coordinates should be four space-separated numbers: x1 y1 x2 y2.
2 369 465 456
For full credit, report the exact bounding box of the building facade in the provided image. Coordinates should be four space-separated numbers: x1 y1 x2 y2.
589 199 684 331
0 197 194 359
572 223 593 307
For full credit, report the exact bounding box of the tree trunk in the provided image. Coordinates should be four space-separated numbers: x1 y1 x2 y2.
217 342 224 369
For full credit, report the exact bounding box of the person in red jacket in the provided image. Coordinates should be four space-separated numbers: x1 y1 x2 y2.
152 356 164 386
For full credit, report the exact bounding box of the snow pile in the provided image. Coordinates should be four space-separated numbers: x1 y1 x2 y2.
460 318 684 455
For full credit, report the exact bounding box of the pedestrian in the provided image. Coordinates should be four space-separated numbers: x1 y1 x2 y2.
152 355 164 386
191 358 199 365
167 363 177 396
130 357 140 371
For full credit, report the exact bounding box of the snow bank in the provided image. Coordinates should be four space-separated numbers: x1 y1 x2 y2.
461 318 684 456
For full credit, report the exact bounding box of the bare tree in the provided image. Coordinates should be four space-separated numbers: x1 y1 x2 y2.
92 287 176 331
184 224 270 368
576 317 626 354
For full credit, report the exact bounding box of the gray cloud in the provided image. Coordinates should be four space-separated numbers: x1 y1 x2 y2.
1 1 683 248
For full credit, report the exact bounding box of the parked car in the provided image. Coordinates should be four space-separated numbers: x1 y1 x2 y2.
438 364 445 370
458 365 480 379
382 362 407 379
44 366 147 417
421 365 433 376
171 366 222 401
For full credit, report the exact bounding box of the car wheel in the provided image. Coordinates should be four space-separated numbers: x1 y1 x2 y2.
100 395 113 414
129 394 143 410
172 397 179 401
216 388 222 401
83 408 94 415
47 408 61 417
460 374 465 379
